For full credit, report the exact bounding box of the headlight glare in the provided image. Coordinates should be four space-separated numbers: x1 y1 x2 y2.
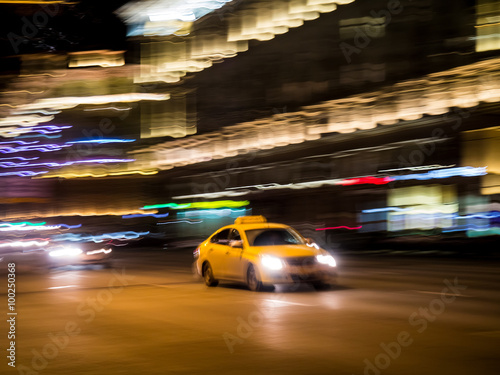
86 248 112 255
261 255 283 270
317 254 336 267
49 247 82 258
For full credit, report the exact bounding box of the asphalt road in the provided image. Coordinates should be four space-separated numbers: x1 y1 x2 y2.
1 249 499 375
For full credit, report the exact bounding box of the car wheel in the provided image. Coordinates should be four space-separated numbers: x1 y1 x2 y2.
203 262 218 287
247 264 263 292
262 284 275 292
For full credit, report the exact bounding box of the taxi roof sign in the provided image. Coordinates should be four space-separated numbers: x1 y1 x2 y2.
235 215 267 225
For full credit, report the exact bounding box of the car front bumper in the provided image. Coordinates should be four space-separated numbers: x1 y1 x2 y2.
48 253 112 266
259 265 338 285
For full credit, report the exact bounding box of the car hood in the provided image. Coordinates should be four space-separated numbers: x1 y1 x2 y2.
251 244 321 258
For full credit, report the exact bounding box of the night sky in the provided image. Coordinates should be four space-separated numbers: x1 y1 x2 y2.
0 0 129 72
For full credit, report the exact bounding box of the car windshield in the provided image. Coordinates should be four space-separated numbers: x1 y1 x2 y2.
245 228 304 246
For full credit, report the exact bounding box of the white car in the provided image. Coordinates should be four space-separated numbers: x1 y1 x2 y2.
47 242 113 268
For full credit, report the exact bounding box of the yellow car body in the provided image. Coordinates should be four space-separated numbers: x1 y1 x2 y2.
194 216 338 291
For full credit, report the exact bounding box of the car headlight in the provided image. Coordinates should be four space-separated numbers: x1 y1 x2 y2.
86 248 112 256
316 254 336 267
261 255 284 270
49 247 82 258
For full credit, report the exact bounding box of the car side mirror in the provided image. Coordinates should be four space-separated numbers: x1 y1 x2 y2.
305 238 320 249
230 240 243 248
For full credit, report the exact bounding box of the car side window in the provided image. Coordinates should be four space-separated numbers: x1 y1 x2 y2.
228 229 241 241
210 229 231 245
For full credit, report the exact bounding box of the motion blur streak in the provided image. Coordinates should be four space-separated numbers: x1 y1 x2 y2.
178 208 251 219
131 57 500 171
142 200 250 210
0 240 49 248
52 231 150 243
315 226 362 231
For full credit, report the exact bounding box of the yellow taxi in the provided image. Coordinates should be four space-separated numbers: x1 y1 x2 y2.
194 216 338 291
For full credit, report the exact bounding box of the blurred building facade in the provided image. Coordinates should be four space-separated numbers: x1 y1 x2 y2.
1 0 500 250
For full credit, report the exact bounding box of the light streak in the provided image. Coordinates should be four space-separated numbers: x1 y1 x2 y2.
141 200 250 210
173 190 251 200
379 164 456 173
141 203 190 210
0 156 39 161
83 106 131 112
0 115 54 127
0 1 74 4
0 209 156 221
442 225 493 233
32 125 71 131
18 134 61 139
13 110 61 116
178 208 250 218
37 169 158 179
315 226 362 231
174 166 490 199
0 170 48 177
0 221 46 227
52 231 150 243
0 140 39 145
0 240 49 248
339 176 394 186
2 124 71 138
122 213 170 219
157 220 203 225
15 93 170 112
362 207 413 213
86 249 112 255
0 223 80 232
0 158 135 169
392 167 487 181
66 139 136 144
0 143 71 153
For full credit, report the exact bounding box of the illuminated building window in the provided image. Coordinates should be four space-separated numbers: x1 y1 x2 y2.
462 126 500 194
132 56 500 171
140 93 196 139
387 185 458 231
68 50 125 68
53 78 135 98
476 0 500 52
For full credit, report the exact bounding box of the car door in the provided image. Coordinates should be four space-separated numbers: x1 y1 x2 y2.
224 228 246 281
206 228 231 279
